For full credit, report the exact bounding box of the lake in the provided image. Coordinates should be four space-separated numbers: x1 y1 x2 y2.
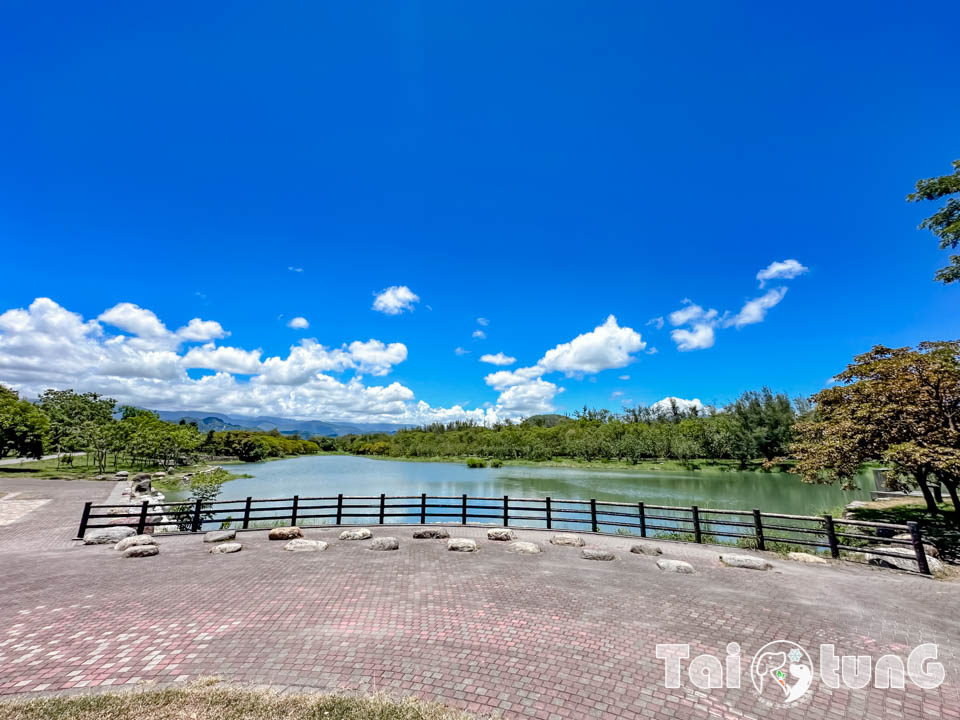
165 454 874 519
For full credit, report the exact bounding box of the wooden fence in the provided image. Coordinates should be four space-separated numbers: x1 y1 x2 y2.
76 493 934 575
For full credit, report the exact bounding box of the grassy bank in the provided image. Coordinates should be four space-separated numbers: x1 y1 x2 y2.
357 454 786 473
0 456 212 480
844 497 959 563
0 680 479 720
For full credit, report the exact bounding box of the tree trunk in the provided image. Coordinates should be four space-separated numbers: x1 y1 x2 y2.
943 479 960 515
933 483 944 503
916 474 940 515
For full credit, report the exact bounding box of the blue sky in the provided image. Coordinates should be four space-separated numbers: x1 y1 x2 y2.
1 1 958 423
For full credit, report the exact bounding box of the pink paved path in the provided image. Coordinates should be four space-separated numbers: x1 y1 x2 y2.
1 477 958 720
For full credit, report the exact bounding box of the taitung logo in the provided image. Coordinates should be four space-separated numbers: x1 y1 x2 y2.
750 640 814 706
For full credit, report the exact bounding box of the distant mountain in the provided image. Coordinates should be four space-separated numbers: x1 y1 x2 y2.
150 409 408 437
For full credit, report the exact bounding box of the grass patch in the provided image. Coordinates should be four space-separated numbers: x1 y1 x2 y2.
0 456 210 480
844 499 960 563
0 680 481 720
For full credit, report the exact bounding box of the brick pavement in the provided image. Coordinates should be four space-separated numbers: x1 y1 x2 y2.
0 478 958 719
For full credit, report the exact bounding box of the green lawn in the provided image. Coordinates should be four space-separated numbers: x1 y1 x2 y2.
0 456 210 480
846 498 960 563
0 681 480 720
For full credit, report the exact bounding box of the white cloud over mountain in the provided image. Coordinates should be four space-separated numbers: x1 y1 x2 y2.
372 285 419 315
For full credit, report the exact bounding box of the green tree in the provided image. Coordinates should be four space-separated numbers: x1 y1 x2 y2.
36 389 116 465
726 388 794 461
908 159 960 284
792 343 960 513
0 385 50 459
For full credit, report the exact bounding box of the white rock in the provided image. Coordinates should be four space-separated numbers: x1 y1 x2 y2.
339 528 373 541
787 552 829 564
283 538 328 552
719 553 772 570
370 537 400 551
657 559 695 574
84 527 135 545
864 547 945 576
448 538 478 552
121 545 159 558
550 533 585 547
209 542 242 554
203 530 236 543
114 535 158 552
487 528 516 541
507 541 541 555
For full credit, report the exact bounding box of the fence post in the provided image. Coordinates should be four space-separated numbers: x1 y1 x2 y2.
638 502 646 538
290 495 299 526
461 494 467 524
545 497 552 529
379 493 386 524
242 496 252 529
692 505 702 543
590 499 598 532
421 493 427 524
76 501 93 539
752 509 765 551
336 494 343 525
907 521 931 576
823 514 839 558
191 498 203 533
503 495 509 527
136 501 150 535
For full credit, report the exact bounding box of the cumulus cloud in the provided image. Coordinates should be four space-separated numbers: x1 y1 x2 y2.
472 329 486 340
726 288 788 329
477 317 489 326
479 352 516 366
482 315 644 417
0 298 455 424
372 285 419 315
757 259 808 288
668 300 718 328
647 316 664 330
671 324 716 351
287 316 309 329
651 397 708 416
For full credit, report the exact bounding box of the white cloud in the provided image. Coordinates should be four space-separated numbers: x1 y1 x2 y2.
611 390 624 399
177 318 229 342
668 300 718 328
454 347 470 356
651 397 708 416
646 347 658 355
477 317 489 326
539 315 645 375
647 316 664 330
757 259 808 288
287 317 309 329
288 266 303 273
495 379 560 416
618 375 630 381
0 298 453 424
182 343 263 374
372 285 419 315
479 352 516 366
670 324 716 351
472 329 486 340
726 288 787 329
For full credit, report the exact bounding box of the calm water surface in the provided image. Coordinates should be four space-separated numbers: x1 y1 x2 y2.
169 454 873 516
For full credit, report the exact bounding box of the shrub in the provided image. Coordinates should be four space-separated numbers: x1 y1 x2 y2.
465 458 486 468
489 459 503 468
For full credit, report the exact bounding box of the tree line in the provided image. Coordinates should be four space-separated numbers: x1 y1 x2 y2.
0 386 324 472
334 388 800 466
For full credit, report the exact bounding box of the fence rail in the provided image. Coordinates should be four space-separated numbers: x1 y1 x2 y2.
76 493 933 575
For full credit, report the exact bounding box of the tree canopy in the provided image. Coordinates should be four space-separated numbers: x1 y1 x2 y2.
908 159 960 284
792 342 960 512
0 384 49 459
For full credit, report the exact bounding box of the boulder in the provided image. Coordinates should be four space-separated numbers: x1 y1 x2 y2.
864 547 945 576
152 472 167 479
122 545 159 559
630 542 663 556
370 536 400 551
283 538 328 552
719 553 772 570
133 473 152 481
84 527 135 545
339 528 372 541
581 548 615 561
507 541 541 555
203 530 237 543
891 534 939 558
448 538 478 552
114 471 129 479
115 535 157 552
487 528 516 541
550 533 585 547
268 526 303 541
787 552 829 564
657 559 695 574
412 527 450 539
209 542 242 554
